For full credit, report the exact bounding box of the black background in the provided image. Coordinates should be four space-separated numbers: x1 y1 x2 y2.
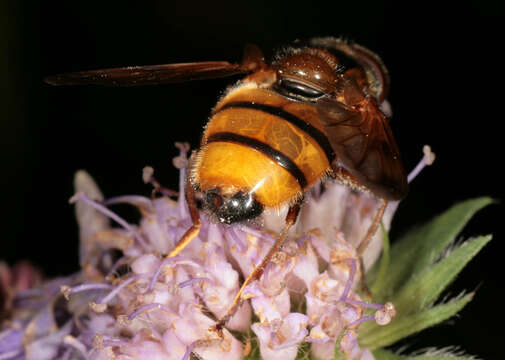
1 1 504 358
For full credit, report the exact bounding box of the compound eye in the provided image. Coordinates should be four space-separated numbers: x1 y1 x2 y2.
276 78 325 101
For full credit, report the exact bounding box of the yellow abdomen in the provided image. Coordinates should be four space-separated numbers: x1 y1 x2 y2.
192 83 333 208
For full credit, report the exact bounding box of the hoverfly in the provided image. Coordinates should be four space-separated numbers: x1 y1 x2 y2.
46 37 408 325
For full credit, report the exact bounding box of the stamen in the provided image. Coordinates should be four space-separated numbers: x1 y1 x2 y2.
374 302 396 325
174 142 190 169
348 315 376 327
408 145 436 183
60 283 112 300
142 166 155 184
98 274 144 305
148 256 202 291
344 298 384 310
89 302 107 313
69 192 149 250
99 335 130 348
178 277 213 289
128 302 176 321
340 258 357 302
339 258 396 322
346 302 396 328
104 195 154 212
173 142 190 218
105 256 128 278
142 166 179 198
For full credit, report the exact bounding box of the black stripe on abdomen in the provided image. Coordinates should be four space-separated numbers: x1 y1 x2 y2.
217 101 335 163
206 132 308 189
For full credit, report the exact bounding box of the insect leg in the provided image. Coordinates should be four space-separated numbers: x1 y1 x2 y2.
357 198 387 256
329 163 388 256
215 200 302 328
353 198 387 297
166 169 202 258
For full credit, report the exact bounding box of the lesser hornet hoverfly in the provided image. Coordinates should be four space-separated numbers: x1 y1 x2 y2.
46 37 408 326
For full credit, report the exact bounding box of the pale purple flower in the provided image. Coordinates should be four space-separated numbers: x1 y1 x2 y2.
0 144 434 360
251 313 309 360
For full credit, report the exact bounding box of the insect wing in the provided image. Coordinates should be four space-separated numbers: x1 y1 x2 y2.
44 61 247 86
316 96 408 200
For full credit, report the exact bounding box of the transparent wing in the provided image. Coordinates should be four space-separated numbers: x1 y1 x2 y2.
45 43 266 86
44 61 248 86
316 93 407 200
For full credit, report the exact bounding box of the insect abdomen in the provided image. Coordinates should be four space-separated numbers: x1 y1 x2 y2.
193 84 332 207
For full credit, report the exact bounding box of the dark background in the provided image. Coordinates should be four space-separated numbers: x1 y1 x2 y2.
2 1 503 358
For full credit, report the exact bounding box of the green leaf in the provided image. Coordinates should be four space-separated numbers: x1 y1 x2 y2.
371 197 493 301
393 235 492 314
373 348 477 360
359 293 473 349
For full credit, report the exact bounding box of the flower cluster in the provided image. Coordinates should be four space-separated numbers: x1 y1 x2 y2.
0 144 438 360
